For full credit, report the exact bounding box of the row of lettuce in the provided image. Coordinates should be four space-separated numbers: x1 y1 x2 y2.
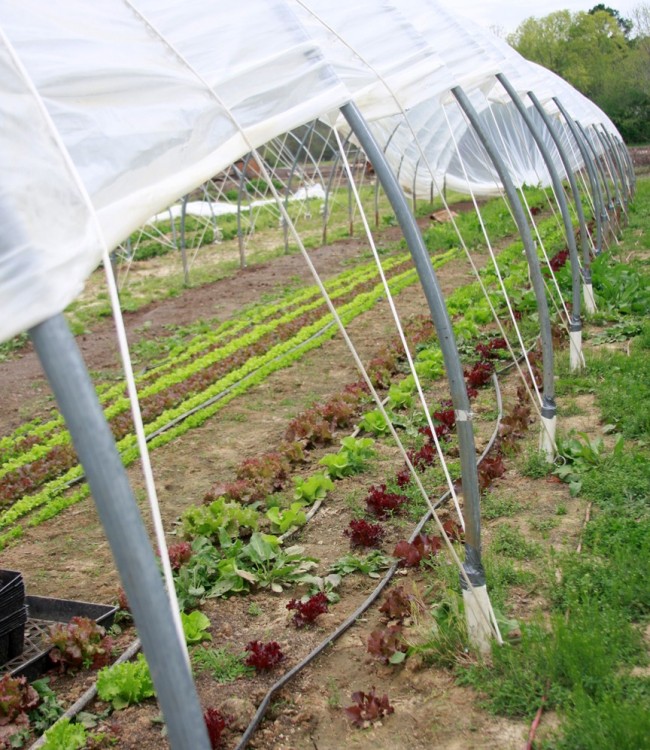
0 193 543 549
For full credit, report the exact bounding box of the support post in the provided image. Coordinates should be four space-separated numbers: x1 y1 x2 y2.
495 74 584 372
591 125 624 223
29 316 210 750
452 86 557 460
341 101 494 652
595 127 625 208
599 126 630 211
528 91 596 316
615 135 636 195
179 195 190 285
577 120 616 237
236 155 250 269
553 98 606 256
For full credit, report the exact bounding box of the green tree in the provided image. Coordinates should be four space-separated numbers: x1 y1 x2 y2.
588 4 633 37
508 5 650 143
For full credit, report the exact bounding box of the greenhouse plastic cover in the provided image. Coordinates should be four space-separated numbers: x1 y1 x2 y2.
0 0 622 344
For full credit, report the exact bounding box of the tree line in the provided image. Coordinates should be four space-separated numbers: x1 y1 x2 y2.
508 4 650 143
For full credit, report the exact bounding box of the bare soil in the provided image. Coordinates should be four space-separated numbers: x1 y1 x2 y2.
0 214 589 750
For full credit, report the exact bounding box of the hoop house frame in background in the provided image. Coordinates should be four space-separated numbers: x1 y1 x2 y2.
0 1 634 746
451 85 558 460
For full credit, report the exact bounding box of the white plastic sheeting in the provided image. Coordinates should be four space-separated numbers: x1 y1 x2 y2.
0 0 621 344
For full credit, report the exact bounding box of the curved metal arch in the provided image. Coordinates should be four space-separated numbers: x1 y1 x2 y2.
528 91 595 317
341 101 488 600
552 97 607 255
577 120 616 233
451 85 557 458
495 74 583 349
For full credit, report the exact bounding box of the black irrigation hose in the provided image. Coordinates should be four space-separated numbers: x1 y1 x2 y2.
234 371 504 750
29 369 506 746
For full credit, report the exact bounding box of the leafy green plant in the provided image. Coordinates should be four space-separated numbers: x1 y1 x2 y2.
358 409 389 436
387 379 414 410
41 718 87 750
192 646 252 683
173 536 224 611
553 431 614 495
266 502 307 534
28 679 64 735
234 533 318 593
208 532 319 596
96 654 155 710
329 551 392 578
181 497 258 542
306 572 342 603
319 437 375 479
293 473 334 504
591 255 650 316
181 610 212 645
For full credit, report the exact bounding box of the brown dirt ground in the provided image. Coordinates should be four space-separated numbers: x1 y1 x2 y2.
0 212 593 750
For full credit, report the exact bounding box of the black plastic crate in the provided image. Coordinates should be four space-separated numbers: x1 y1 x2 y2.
1 595 117 680
0 604 28 637
0 623 25 666
0 569 25 615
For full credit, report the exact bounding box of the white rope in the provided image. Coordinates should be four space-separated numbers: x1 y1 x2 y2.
1 25 189 664
442 107 545 411
333 127 466 530
261 148 501 642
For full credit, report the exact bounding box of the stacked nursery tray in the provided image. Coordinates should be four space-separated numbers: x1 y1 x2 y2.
0 570 28 666
0 576 117 680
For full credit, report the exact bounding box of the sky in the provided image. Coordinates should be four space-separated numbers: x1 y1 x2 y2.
435 0 642 35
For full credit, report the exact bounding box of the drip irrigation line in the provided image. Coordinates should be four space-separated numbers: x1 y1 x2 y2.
234 371 504 750
28 371 504 746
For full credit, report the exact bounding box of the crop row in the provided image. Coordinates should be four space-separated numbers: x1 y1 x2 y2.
0 188 528 470
0 196 566 549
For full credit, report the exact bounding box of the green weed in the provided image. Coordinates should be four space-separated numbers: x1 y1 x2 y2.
529 517 560 534
552 686 650 750
192 646 252 683
490 524 542 560
459 604 644 719
481 491 522 520
520 449 553 479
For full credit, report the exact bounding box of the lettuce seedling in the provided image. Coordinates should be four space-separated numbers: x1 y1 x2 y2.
344 688 394 727
244 641 284 671
181 610 212 645
96 654 155 710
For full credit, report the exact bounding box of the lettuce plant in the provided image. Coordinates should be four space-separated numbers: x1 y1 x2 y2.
96 654 155 710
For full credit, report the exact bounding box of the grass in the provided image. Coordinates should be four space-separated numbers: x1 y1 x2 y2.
454 308 650 743
192 645 252 683
519 448 553 479
458 604 644 719
0 332 29 361
528 517 560 534
481 491 522 520
490 524 542 560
